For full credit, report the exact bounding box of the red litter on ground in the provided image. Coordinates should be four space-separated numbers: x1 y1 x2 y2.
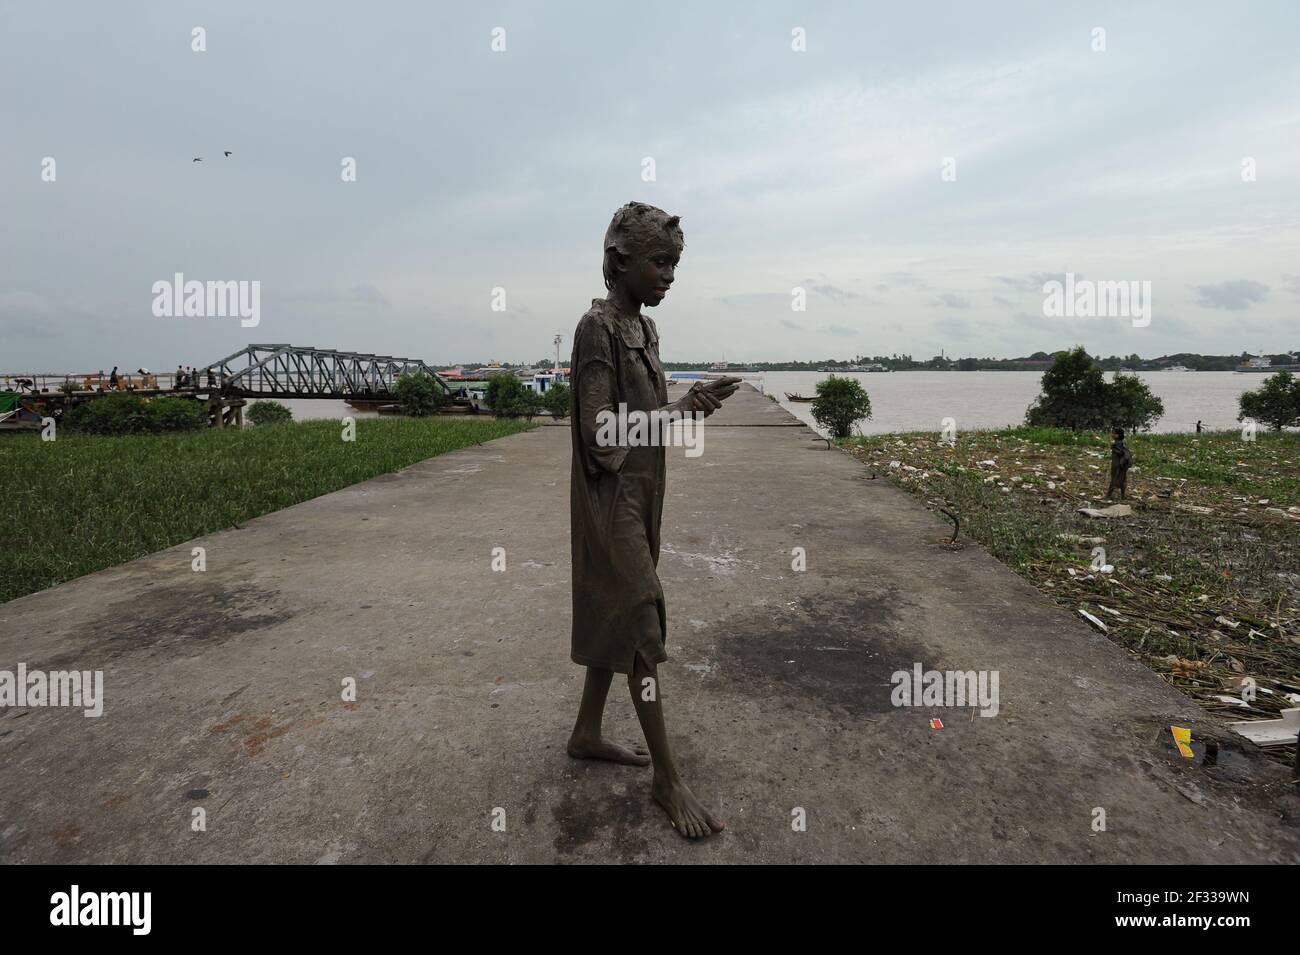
929 718 944 729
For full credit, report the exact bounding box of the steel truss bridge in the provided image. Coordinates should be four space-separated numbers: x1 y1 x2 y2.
206 344 451 400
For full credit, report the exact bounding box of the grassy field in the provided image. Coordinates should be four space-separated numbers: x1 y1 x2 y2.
845 427 1300 753
0 417 535 604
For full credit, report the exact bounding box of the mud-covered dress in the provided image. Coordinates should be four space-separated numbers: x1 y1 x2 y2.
569 298 669 674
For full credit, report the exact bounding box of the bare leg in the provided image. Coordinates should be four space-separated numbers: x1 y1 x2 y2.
568 666 650 766
628 636 724 839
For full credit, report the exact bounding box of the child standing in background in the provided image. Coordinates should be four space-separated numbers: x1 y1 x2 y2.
1107 428 1132 499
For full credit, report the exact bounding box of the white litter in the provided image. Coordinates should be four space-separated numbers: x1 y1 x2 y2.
1228 708 1300 748
1078 609 1109 633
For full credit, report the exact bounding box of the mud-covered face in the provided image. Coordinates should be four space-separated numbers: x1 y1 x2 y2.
619 243 681 308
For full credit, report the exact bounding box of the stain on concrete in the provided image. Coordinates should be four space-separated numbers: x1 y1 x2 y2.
210 713 294 757
710 590 936 717
38 580 290 668
551 776 653 861
51 822 81 848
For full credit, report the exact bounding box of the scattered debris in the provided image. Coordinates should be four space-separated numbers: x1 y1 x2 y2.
929 718 944 729
1171 725 1195 758
1078 504 1134 518
938 507 960 545
1079 609 1109 633
845 429 1299 768
1202 739 1219 766
1228 708 1300 747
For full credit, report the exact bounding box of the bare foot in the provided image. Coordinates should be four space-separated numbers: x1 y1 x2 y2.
567 734 651 766
652 775 725 839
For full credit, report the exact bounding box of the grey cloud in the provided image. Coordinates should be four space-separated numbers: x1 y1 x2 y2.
1191 280 1268 310
991 272 1079 294
801 279 862 304
716 292 792 308
272 285 390 307
879 272 931 291
934 317 973 339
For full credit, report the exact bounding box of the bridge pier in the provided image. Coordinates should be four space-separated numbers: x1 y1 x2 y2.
207 396 246 428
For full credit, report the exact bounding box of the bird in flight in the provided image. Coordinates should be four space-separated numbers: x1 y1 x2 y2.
192 157 202 162
224 150 232 157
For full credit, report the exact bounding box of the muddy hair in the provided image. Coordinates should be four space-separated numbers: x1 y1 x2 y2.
602 201 685 291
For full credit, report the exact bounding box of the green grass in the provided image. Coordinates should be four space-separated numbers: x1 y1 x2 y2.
843 427 1300 752
0 417 536 603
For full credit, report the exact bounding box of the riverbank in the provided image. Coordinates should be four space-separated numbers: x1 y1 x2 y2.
3 386 1295 863
0 417 536 604
844 428 1300 757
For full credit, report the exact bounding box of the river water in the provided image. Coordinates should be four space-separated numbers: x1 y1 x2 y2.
276 371 1258 435
746 370 1258 435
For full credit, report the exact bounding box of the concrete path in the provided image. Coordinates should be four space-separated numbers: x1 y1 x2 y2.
2 386 1296 863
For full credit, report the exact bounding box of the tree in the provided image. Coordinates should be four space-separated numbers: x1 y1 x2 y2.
521 390 543 421
811 375 872 439
1239 370 1300 431
1104 372 1164 432
1025 347 1109 430
393 371 447 417
485 373 530 417
246 400 293 426
1025 347 1164 431
542 382 571 419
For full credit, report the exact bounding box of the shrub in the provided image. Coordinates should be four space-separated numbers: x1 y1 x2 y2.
66 392 205 434
1026 347 1163 431
485 373 530 418
542 382 571 419
246 400 294 426
392 372 447 417
521 390 543 421
1239 370 1300 432
146 396 208 432
811 375 872 439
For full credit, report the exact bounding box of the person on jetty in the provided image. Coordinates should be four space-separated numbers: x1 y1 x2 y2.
567 201 740 839
1106 427 1132 500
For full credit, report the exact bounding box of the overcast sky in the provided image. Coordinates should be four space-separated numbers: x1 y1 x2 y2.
2 1 1298 371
